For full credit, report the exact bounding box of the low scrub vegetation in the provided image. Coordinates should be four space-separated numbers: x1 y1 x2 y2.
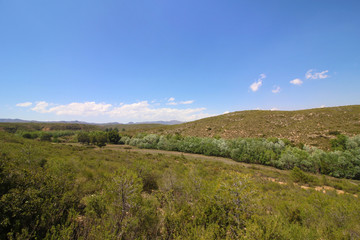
1 131 360 239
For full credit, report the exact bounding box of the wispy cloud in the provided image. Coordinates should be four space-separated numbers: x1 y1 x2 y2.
167 102 177 106
250 73 266 92
305 69 329 80
16 102 32 107
109 101 207 121
290 78 303 85
166 98 194 105
272 86 281 94
179 100 194 104
28 100 209 122
31 101 50 113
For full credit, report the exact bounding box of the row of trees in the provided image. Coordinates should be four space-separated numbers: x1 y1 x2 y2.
123 134 360 179
21 130 75 142
77 129 120 147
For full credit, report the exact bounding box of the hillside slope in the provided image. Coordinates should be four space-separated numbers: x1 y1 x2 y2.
150 105 360 149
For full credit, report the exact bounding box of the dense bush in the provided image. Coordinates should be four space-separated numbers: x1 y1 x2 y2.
19 130 75 141
40 132 52 141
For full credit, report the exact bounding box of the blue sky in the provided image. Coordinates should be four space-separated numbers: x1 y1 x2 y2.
1 0 360 123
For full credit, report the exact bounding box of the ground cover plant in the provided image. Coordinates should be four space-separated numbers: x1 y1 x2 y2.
1 131 360 239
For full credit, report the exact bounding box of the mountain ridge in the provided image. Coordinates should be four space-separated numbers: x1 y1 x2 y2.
0 119 183 125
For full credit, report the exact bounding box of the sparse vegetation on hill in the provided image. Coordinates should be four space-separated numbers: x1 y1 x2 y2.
148 105 360 150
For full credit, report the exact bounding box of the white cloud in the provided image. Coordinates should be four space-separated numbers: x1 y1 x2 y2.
31 101 50 113
250 73 266 92
270 108 279 111
250 81 262 92
16 102 32 107
179 100 194 104
28 100 209 122
50 102 112 116
305 69 329 80
109 101 208 121
166 99 194 105
320 105 326 108
167 102 178 106
168 97 175 102
290 78 303 85
223 111 230 114
272 86 281 94
31 101 111 116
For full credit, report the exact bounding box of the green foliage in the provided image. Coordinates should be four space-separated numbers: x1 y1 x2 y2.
107 130 120 144
94 132 107 148
0 146 78 239
77 132 90 144
40 132 52 141
86 131 108 147
291 167 314 184
330 134 348 151
22 133 33 139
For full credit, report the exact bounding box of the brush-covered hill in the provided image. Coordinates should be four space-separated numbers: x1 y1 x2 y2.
150 105 360 149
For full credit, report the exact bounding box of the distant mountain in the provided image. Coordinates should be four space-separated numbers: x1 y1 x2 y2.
0 119 89 124
0 118 33 123
0 119 183 125
127 120 183 125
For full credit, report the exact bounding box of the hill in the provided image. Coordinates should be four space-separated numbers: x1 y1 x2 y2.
0 120 177 134
149 105 360 149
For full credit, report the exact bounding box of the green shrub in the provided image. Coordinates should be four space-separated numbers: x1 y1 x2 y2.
291 167 314 184
40 132 52 141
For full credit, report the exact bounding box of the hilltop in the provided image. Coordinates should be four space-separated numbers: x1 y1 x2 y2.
148 105 360 149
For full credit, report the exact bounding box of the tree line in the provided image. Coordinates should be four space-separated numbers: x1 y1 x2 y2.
111 133 360 180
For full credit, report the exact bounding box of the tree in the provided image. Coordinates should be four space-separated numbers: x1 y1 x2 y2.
77 132 90 144
95 132 107 148
107 130 120 144
40 133 52 141
330 134 347 151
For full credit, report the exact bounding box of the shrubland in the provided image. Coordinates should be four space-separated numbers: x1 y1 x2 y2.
1 131 360 239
